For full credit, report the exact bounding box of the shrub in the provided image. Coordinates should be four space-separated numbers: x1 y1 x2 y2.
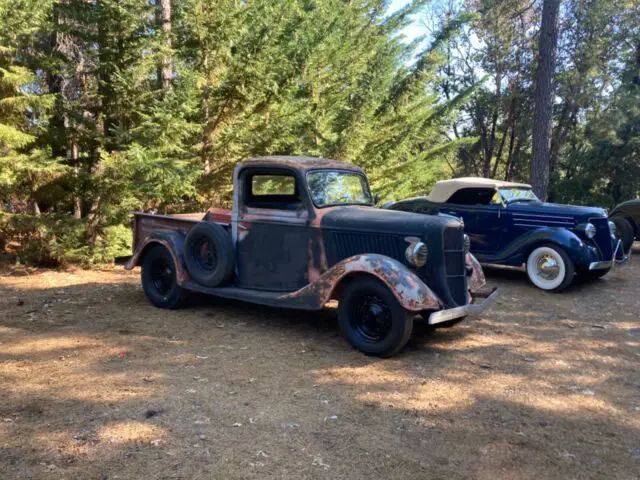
0 213 131 266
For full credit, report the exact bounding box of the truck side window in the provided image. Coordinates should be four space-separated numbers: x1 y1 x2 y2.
447 188 495 206
246 174 303 211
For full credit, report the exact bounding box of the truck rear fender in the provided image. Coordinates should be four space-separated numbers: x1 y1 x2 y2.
125 231 188 283
283 254 443 312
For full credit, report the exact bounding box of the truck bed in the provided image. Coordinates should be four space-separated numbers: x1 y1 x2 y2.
131 208 231 255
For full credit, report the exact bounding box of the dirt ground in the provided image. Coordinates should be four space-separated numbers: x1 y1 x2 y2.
1 248 639 480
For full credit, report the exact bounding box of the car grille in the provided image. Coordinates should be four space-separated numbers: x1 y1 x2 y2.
590 217 614 259
443 226 467 306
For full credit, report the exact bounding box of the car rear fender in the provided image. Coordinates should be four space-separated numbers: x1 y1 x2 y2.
125 231 188 283
282 254 443 312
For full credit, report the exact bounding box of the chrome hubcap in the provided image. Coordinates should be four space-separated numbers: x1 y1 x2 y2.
537 254 560 280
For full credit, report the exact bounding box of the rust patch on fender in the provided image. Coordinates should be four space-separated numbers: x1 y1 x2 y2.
281 254 443 312
466 252 486 294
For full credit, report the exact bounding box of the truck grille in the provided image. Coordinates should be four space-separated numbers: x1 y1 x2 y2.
443 226 467 306
333 232 403 260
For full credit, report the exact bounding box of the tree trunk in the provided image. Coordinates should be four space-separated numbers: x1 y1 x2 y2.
530 0 560 200
157 0 172 91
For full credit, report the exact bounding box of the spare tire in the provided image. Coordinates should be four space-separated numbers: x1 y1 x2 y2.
184 222 234 287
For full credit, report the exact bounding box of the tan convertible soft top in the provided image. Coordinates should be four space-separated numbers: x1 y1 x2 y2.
427 177 532 203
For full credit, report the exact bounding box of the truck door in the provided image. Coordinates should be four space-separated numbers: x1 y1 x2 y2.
235 169 311 291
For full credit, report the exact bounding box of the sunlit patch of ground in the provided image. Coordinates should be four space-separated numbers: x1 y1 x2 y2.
1 254 639 479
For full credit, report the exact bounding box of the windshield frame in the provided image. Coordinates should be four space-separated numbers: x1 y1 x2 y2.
498 187 540 205
305 168 374 209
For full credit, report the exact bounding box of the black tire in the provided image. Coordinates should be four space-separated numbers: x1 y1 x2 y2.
526 244 575 292
611 216 634 253
141 244 188 309
184 222 234 287
338 277 413 357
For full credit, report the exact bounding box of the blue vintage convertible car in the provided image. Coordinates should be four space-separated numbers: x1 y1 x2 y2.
386 178 627 291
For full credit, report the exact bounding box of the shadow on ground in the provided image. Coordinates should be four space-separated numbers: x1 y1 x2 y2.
0 261 638 479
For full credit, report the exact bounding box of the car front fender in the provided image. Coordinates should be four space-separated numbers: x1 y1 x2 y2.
281 254 443 312
497 227 596 267
125 231 189 283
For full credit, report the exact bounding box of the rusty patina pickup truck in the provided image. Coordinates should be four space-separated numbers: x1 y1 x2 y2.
123 156 498 357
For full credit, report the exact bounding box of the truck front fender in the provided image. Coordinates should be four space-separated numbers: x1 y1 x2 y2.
125 231 188 283
466 252 486 293
282 254 443 312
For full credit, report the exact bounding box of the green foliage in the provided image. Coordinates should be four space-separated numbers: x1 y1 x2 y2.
4 0 636 266
0 213 85 265
0 213 131 265
428 0 640 201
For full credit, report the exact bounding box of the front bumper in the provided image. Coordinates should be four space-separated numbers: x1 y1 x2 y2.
588 239 630 270
427 287 499 325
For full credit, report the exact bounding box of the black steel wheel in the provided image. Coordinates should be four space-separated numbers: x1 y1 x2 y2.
338 277 413 357
141 244 188 309
184 222 234 287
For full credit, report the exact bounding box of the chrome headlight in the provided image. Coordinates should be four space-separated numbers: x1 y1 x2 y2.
608 220 616 236
584 222 597 238
405 241 428 267
463 234 471 254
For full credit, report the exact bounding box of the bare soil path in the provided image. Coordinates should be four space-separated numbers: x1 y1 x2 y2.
1 249 639 479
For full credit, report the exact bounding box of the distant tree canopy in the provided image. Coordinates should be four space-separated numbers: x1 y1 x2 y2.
427 0 639 204
0 0 638 265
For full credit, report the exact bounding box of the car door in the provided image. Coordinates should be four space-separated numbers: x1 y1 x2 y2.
235 168 311 291
439 188 505 256
471 204 503 256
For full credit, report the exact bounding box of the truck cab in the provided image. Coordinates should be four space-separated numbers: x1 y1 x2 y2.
124 156 497 357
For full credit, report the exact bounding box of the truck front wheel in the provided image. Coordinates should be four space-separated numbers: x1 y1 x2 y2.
338 277 413 357
142 244 188 309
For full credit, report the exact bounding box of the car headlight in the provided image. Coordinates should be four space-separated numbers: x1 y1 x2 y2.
576 222 597 239
463 234 470 254
608 220 616 236
405 241 428 267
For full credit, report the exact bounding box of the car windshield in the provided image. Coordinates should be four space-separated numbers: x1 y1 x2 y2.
306 170 373 207
498 187 540 204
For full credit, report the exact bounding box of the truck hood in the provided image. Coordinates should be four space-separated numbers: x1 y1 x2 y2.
318 205 462 234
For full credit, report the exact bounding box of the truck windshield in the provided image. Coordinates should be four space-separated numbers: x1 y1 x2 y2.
307 170 373 207
498 187 540 204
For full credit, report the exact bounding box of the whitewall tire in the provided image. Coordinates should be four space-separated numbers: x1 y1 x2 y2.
526 245 575 292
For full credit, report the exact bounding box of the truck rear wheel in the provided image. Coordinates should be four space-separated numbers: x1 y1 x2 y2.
184 222 234 287
142 244 188 309
338 277 413 357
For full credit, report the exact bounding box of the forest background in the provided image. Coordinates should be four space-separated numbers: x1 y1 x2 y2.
0 0 638 265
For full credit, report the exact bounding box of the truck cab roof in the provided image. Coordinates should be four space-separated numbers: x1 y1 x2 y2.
240 156 364 174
